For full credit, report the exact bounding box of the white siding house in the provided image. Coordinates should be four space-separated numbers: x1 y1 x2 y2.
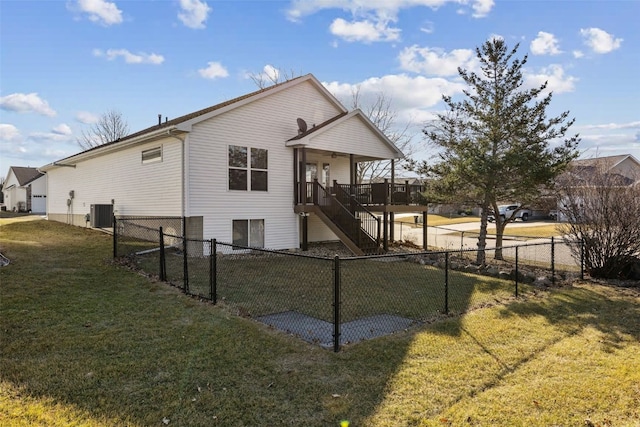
2 166 47 213
41 74 412 253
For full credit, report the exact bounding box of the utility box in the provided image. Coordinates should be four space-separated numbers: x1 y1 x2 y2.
90 204 113 228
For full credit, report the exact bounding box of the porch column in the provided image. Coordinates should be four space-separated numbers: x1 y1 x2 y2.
293 148 299 204
390 159 395 241
300 147 307 205
350 154 355 185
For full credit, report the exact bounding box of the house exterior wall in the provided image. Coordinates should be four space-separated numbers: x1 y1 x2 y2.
3 186 26 212
29 175 47 213
613 158 640 181
186 80 344 250
46 137 183 226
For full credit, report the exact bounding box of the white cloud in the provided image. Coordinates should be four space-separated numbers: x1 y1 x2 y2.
76 111 99 124
73 0 123 26
398 45 476 76
287 0 495 21
0 93 56 117
580 27 622 54
530 31 562 55
524 64 577 94
286 1 494 43
324 73 466 124
578 133 640 157
198 61 229 79
572 50 584 59
0 124 22 142
584 121 640 130
52 123 73 135
93 48 165 64
329 17 400 43
471 0 493 18
178 0 211 29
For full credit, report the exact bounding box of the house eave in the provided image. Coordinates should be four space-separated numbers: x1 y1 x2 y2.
40 126 183 171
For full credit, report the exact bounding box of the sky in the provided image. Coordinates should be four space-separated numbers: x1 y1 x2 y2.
1 0 639 176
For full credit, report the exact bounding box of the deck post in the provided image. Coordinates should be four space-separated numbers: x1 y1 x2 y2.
422 211 428 250
383 211 388 252
301 213 308 251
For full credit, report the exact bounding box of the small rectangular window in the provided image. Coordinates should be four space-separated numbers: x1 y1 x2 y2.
232 219 264 249
142 147 162 164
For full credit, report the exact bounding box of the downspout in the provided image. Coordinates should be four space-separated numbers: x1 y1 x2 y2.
166 130 187 218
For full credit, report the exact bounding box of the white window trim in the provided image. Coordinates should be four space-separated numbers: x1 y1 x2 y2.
142 146 162 164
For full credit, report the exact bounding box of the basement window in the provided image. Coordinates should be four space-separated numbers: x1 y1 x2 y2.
142 147 162 164
232 219 265 249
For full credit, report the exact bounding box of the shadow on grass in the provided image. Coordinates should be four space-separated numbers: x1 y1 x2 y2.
498 282 640 352
0 220 418 425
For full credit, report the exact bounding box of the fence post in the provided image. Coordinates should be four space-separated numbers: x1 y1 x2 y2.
112 215 117 258
580 239 584 280
210 239 217 304
183 218 189 294
333 255 341 353
515 245 519 298
551 236 555 285
460 231 465 256
444 252 449 314
159 227 165 281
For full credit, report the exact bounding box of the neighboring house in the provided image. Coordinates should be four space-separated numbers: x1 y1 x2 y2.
554 154 640 221
568 154 640 186
2 166 47 213
41 74 427 254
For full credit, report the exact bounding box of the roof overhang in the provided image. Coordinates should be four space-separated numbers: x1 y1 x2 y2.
285 109 404 161
40 126 185 171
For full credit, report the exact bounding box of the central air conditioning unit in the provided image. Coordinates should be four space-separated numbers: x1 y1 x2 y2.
90 204 114 228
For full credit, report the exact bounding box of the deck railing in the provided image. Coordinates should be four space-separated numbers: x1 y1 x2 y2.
334 180 427 206
334 185 380 247
306 181 379 253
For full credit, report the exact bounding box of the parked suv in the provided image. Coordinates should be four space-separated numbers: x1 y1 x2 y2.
487 204 530 222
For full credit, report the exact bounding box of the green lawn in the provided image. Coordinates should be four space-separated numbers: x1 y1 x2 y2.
1 219 639 426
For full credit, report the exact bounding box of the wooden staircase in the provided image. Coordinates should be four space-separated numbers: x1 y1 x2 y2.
310 182 381 255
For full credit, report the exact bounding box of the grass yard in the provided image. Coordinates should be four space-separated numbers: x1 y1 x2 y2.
1 219 639 426
443 224 563 239
395 214 480 227
132 247 532 324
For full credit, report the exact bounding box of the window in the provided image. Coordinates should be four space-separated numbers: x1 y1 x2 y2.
142 147 162 164
232 219 264 248
229 145 268 191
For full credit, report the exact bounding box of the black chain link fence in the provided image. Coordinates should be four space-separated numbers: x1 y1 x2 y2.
114 216 584 351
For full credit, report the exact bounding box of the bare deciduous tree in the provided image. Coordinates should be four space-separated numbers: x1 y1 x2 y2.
77 110 130 150
348 86 417 184
248 65 302 89
558 161 640 279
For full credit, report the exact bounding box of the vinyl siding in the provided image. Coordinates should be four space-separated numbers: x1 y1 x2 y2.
46 137 183 222
306 115 398 160
187 80 344 250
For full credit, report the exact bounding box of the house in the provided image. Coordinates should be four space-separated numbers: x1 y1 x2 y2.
2 166 47 213
40 74 428 254
553 154 640 221
568 154 640 186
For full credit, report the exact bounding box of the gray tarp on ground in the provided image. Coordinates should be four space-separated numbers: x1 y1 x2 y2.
256 311 416 348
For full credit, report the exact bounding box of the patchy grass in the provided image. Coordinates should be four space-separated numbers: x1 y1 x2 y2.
1 219 639 426
132 248 530 323
443 224 563 239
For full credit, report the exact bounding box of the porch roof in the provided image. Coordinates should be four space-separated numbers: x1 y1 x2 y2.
285 109 404 162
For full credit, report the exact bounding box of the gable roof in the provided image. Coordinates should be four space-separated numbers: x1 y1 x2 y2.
571 154 640 170
285 109 404 160
42 74 347 170
6 166 43 186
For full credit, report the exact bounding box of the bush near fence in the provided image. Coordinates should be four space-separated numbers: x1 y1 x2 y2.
113 216 583 351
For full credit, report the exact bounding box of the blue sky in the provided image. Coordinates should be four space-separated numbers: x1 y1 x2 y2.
1 0 639 175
